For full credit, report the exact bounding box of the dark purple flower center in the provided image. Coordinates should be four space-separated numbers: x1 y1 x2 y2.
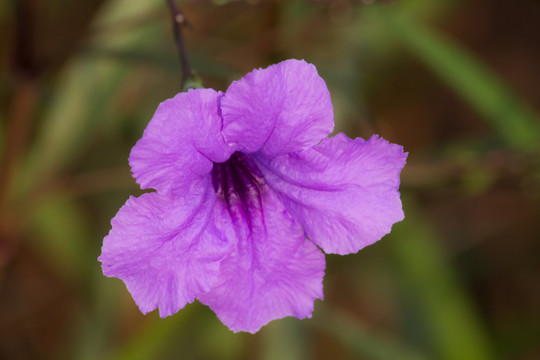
211 152 263 224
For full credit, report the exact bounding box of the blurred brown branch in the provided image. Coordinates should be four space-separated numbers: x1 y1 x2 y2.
165 0 193 87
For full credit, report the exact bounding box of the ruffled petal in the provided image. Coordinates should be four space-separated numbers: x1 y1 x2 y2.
255 133 407 255
129 88 233 195
221 59 334 157
198 188 325 333
98 178 229 317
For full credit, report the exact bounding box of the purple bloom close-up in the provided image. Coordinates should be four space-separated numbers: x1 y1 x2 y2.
99 59 407 333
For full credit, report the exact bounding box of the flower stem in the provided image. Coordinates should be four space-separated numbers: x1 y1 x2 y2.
165 0 201 90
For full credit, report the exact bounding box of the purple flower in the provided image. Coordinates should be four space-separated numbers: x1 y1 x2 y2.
99 59 407 333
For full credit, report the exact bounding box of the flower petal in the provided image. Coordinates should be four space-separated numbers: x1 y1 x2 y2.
129 88 233 195
98 179 229 317
256 133 407 255
198 188 325 333
221 59 334 157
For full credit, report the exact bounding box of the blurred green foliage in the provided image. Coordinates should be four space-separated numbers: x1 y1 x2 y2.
1 0 539 359
364 6 540 151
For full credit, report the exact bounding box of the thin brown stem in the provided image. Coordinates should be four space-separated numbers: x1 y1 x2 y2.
165 0 193 86
0 0 38 208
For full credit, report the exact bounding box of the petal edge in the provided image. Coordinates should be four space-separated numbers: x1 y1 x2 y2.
221 59 334 157
99 179 229 317
198 186 325 333
256 133 407 255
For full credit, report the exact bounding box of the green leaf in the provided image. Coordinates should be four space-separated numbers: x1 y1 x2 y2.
28 194 94 280
386 200 495 360
211 0 238 5
260 319 309 360
312 305 430 360
106 314 190 360
16 0 163 198
364 7 540 151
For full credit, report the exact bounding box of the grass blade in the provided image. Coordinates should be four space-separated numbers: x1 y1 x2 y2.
365 7 540 151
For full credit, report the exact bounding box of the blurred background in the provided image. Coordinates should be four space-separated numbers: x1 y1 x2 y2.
1 0 539 359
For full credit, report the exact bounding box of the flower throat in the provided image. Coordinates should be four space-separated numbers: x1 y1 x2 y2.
211 152 263 218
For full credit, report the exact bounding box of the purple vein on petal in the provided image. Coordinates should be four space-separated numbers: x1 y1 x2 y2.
211 152 265 232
